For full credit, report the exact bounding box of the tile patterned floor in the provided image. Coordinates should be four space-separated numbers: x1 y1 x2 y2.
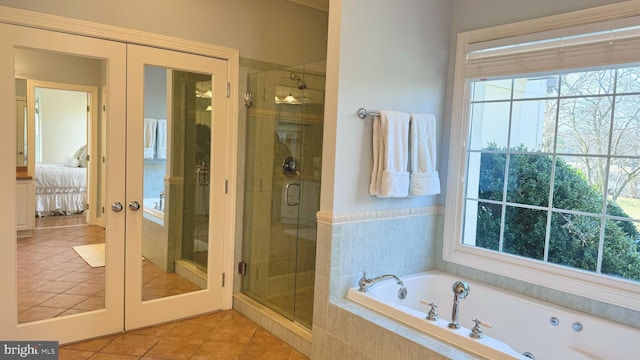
18 216 206 322
59 310 309 360
17 223 107 323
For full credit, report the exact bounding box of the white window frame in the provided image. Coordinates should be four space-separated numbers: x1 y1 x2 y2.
443 2 640 312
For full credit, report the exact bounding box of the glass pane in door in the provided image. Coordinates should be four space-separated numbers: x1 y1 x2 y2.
16 50 105 324
140 66 210 301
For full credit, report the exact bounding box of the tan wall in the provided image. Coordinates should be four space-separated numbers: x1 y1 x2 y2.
0 0 328 66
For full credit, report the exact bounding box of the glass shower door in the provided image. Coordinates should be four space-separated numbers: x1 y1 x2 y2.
242 63 324 329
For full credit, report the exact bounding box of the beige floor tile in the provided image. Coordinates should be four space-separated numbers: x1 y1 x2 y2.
99 334 159 356
64 282 104 296
17 291 57 306
88 353 140 360
129 322 177 337
62 335 117 352
72 295 105 311
19 305 67 323
144 337 204 359
208 323 259 343
57 348 95 360
191 340 247 360
39 293 88 308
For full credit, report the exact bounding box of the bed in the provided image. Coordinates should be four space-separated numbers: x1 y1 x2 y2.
35 163 87 217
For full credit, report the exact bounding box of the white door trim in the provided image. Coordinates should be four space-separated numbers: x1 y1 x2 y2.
0 22 127 344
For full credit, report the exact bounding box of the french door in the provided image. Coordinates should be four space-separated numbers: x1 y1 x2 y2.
124 44 227 329
0 23 228 343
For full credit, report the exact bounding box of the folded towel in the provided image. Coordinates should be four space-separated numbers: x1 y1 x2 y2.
409 113 440 196
156 119 167 160
370 110 411 198
144 118 157 160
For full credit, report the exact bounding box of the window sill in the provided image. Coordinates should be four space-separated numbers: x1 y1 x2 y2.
442 244 640 313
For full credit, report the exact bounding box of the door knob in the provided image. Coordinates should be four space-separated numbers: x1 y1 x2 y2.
111 202 123 212
129 201 141 211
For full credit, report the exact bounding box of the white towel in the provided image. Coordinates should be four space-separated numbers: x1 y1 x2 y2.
409 113 440 196
143 118 157 159
156 119 167 160
369 110 411 198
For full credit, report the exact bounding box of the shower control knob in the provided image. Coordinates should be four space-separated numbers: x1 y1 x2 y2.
111 202 123 212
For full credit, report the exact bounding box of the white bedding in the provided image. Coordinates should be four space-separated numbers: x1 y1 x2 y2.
35 163 87 217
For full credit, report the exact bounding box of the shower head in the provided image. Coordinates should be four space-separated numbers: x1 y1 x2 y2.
452 281 470 299
297 78 307 90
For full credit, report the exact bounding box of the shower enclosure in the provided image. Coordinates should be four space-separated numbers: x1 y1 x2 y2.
241 61 325 329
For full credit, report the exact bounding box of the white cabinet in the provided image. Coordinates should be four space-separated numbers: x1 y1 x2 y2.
16 178 34 231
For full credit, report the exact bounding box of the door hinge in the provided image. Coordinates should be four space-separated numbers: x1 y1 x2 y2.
238 261 247 276
103 104 106 112
87 105 90 112
86 154 90 162
86 203 90 210
222 272 226 287
226 82 230 97
225 179 229 193
101 206 105 214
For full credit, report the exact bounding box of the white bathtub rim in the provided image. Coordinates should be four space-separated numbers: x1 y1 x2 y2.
347 287 526 360
348 270 640 360
367 270 638 331
333 298 486 360
142 197 164 225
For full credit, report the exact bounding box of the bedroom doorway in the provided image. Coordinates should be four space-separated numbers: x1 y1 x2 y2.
28 81 99 227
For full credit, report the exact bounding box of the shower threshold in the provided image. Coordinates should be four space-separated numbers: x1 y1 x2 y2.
174 259 207 289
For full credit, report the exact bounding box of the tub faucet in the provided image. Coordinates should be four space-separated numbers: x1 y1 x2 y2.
448 280 470 329
358 272 404 292
157 191 165 211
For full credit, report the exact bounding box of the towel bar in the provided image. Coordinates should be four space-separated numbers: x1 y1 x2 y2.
357 108 380 119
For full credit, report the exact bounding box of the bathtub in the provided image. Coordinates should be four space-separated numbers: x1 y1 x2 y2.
347 271 639 360
143 197 164 225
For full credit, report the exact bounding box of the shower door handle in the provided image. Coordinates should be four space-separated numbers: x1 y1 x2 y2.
285 182 300 206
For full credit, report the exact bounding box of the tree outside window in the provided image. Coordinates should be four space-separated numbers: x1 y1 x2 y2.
464 68 640 282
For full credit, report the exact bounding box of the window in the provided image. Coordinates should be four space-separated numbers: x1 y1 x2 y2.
444 4 640 311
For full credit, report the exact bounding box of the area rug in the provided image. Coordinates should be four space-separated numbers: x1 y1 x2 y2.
72 243 105 267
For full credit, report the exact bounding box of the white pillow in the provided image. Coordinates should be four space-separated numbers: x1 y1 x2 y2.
73 145 88 167
63 156 80 167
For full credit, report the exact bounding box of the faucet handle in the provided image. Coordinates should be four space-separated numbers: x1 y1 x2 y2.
474 319 493 328
358 272 369 292
420 300 439 321
470 319 493 339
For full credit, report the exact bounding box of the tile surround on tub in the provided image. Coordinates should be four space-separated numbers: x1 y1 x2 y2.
313 206 467 360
